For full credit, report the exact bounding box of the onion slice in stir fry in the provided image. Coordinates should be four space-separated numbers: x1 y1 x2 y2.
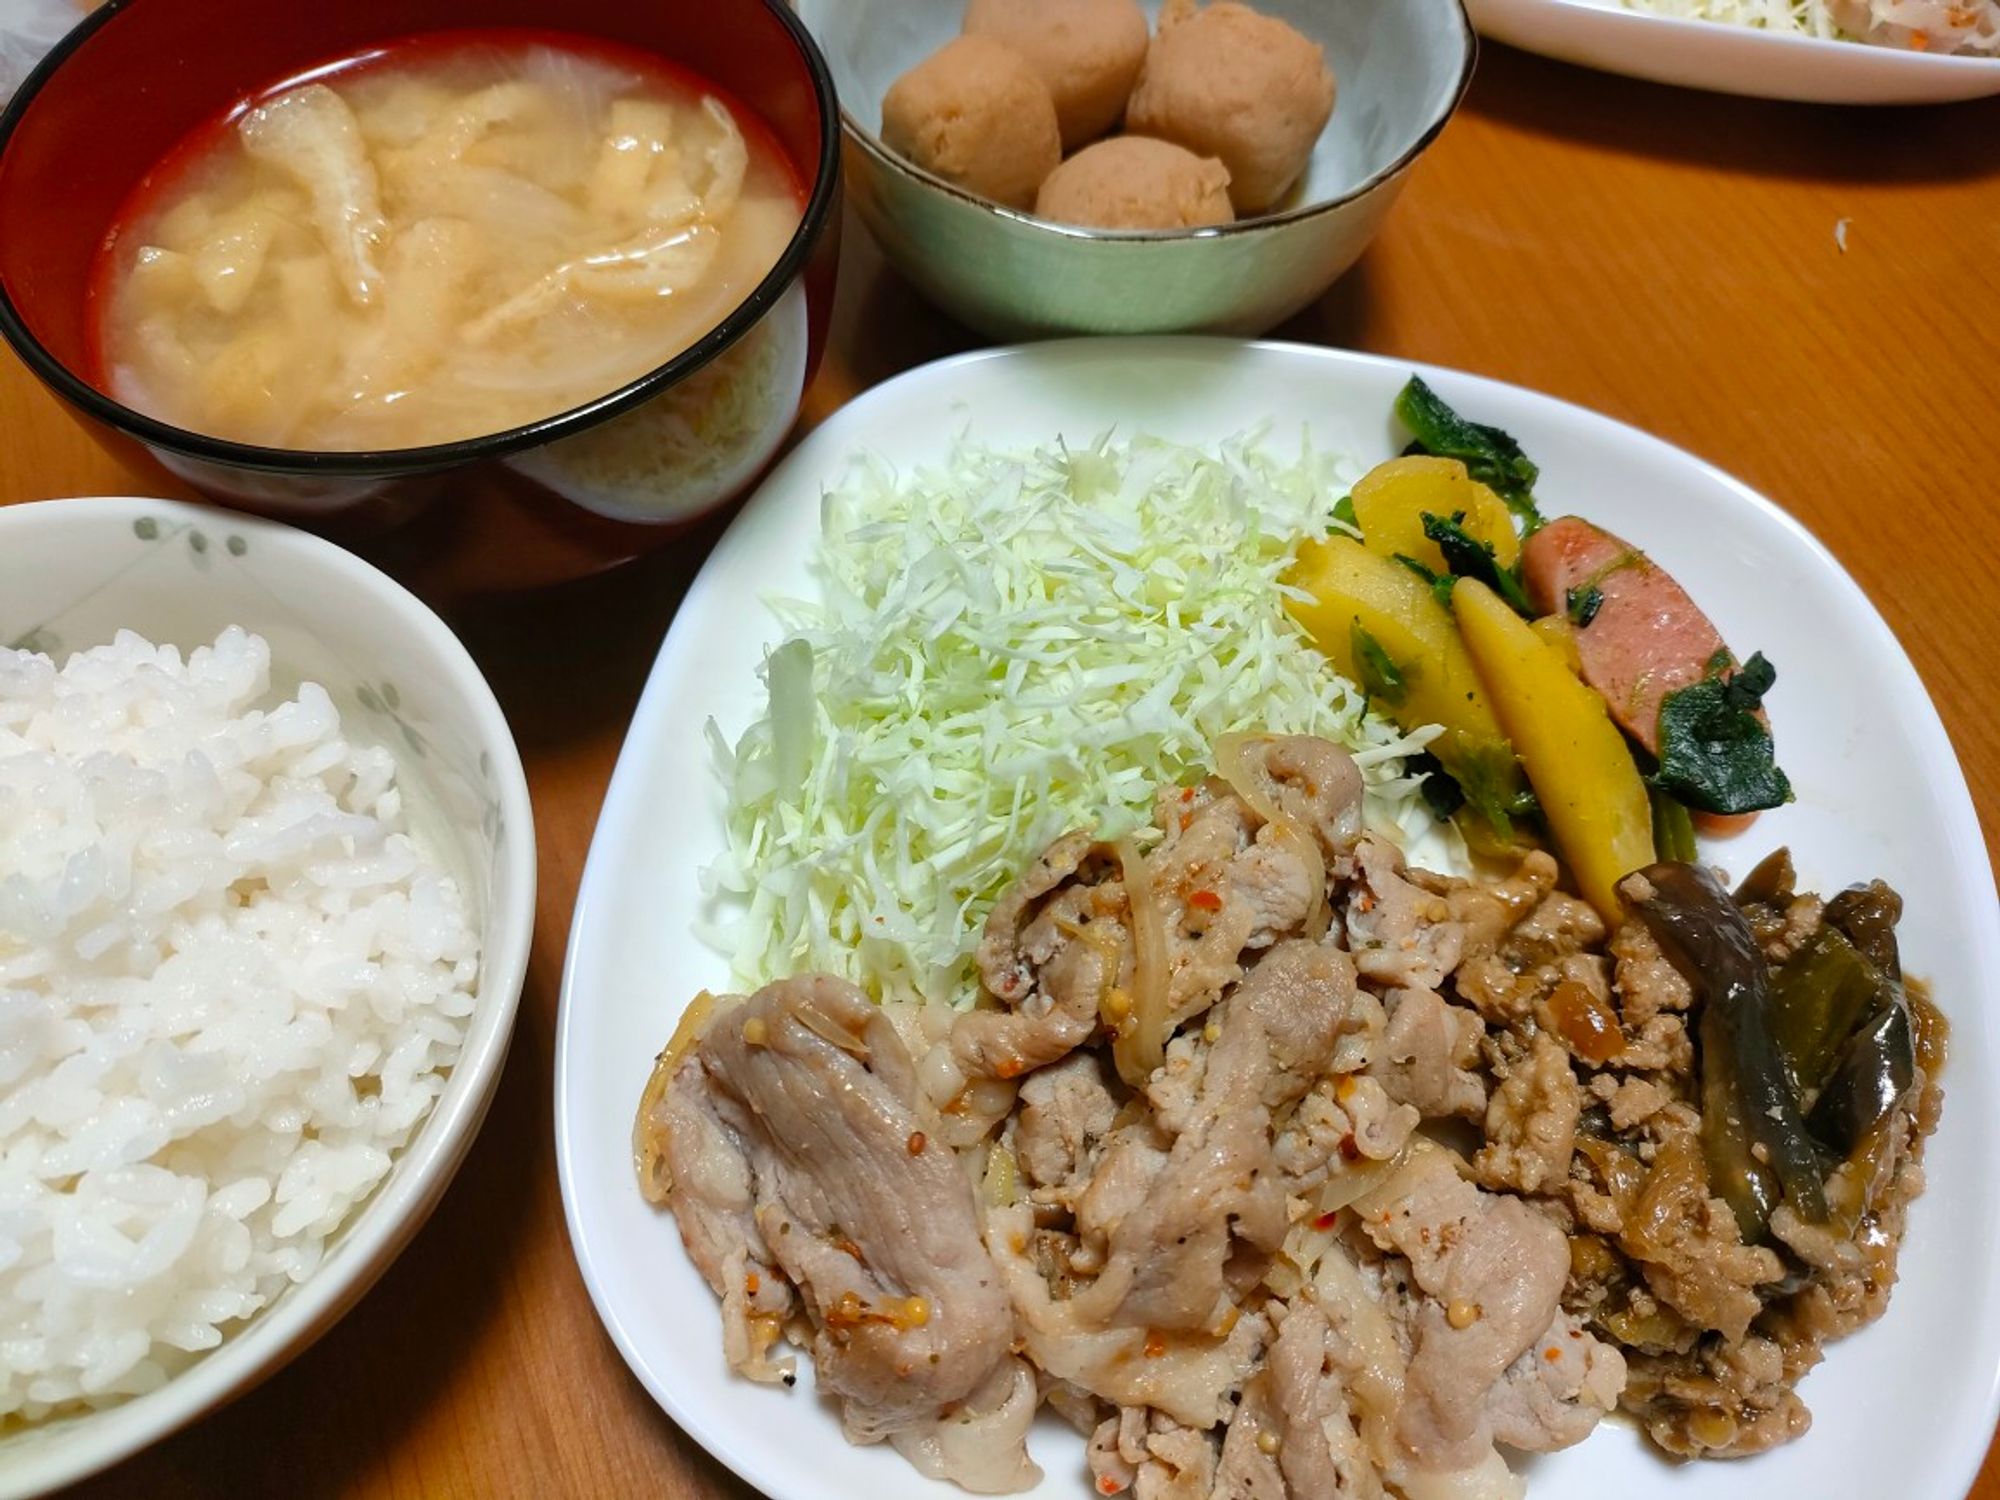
1213 732 1331 941
1111 836 1170 1086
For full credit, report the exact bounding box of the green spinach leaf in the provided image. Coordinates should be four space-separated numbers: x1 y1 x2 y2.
1406 751 1466 820
1351 623 1409 705
1566 584 1604 628
1392 553 1458 610
1420 511 1536 616
1395 376 1543 529
1655 652 1793 815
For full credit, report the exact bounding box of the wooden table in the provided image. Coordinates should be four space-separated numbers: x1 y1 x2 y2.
3 40 1997 1500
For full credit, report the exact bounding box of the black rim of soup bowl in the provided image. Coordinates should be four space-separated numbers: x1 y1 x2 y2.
0 0 844 479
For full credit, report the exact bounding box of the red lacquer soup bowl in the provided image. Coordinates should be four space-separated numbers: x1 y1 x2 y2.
0 0 840 592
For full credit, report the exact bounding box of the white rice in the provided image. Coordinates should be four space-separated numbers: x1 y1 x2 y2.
0 628 478 1420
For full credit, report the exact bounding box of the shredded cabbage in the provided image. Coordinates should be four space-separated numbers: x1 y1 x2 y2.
1615 0 2000 53
700 431 1444 1008
1617 0 1841 36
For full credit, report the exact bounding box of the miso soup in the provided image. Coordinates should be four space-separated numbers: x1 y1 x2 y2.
90 30 806 451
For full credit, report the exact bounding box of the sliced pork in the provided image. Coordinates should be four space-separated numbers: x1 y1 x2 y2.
1371 986 1488 1120
960 832 1130 1084
640 1002 798 1384
639 975 1030 1486
1014 1050 1121 1203
1072 941 1355 1332
987 1199 1269 1429
1345 836 1467 991
1358 1147 1617 1475
1484 1310 1626 1454
1262 1302 1389 1498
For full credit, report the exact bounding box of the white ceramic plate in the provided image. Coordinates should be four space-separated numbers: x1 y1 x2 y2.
1467 0 2000 102
556 340 2000 1500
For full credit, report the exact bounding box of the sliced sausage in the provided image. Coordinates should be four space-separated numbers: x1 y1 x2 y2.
1520 516 1734 755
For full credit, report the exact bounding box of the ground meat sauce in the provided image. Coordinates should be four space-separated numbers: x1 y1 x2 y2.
1444 846 1944 1458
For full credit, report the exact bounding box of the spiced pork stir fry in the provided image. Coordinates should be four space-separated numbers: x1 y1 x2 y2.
633 732 1945 1496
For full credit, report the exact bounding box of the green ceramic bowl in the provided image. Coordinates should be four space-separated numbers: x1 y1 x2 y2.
797 0 1476 339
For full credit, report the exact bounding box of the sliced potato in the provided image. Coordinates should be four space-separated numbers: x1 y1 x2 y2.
198 323 316 445
151 192 218 254
1351 455 1520 574
124 246 199 310
276 254 339 330
354 77 453 149
129 313 198 388
610 97 679 156
1453 578 1654 922
191 207 279 315
1284 536 1527 853
588 98 679 219
1530 613 1583 674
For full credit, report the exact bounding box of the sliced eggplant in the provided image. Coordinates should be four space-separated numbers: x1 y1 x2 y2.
1807 1004 1917 1159
1622 861 1827 1241
1824 879 1904 979
1768 926 1889 1101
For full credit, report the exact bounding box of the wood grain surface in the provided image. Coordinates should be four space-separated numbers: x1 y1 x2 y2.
2 40 1997 1500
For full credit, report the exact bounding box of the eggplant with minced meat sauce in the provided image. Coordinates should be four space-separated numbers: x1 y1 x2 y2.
1623 857 1930 1246
1621 861 1827 1241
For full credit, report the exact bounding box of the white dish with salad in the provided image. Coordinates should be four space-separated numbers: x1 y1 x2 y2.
555 338 2000 1500
1466 0 2000 102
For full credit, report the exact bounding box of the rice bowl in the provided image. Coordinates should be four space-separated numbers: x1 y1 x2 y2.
1 625 479 1418
0 498 533 1495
